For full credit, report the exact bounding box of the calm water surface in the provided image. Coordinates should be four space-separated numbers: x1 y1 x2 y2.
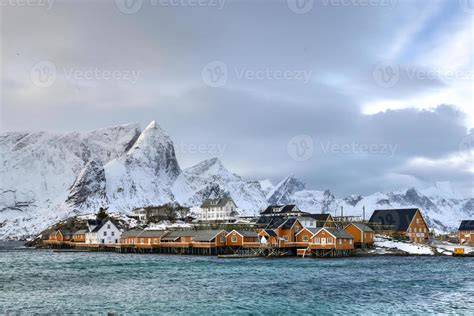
1 247 473 315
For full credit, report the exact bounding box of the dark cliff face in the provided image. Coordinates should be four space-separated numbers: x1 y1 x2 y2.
390 188 437 211
192 183 230 202
321 190 336 214
66 159 108 208
344 195 363 207
461 199 474 216
268 176 306 205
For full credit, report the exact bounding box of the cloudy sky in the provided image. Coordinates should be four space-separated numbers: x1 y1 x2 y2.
1 0 473 197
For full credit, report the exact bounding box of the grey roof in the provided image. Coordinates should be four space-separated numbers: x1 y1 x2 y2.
87 219 102 227
50 229 73 237
58 229 74 236
264 229 277 237
261 205 302 215
459 220 474 231
139 230 167 238
87 219 120 233
192 230 227 242
90 220 105 232
303 213 332 221
230 230 258 238
347 223 373 232
200 197 234 208
161 230 196 241
297 227 318 235
298 216 331 228
317 228 354 239
369 208 420 232
281 218 298 229
256 216 289 229
121 229 144 238
73 229 88 235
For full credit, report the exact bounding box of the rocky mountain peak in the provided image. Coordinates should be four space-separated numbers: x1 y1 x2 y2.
184 157 233 179
65 159 108 211
267 175 306 205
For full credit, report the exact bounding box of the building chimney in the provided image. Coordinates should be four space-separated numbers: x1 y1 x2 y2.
363 206 366 221
341 206 344 217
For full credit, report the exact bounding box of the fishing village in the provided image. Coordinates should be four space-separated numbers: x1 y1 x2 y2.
42 198 474 258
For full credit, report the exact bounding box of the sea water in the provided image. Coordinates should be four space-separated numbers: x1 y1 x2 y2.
1 247 473 314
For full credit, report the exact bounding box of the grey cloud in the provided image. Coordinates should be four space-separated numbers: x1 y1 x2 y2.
1 0 472 197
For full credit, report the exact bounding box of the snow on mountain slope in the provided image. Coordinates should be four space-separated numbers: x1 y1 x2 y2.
65 159 108 211
180 158 268 215
259 179 274 198
270 177 473 233
0 123 141 238
104 121 181 212
267 176 306 205
1 120 472 238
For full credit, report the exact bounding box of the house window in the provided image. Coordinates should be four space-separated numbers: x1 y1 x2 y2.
141 238 144 244
349 240 353 245
283 236 288 241
104 231 107 236
111 231 115 236
231 236 237 242
101 239 105 243
220 235 226 243
338 239 342 245
315 238 321 244
303 236 309 242
107 224 111 229
327 237 333 244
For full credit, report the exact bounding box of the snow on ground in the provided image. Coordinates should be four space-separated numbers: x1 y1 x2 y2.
431 240 474 255
76 213 139 228
146 221 191 230
374 236 434 255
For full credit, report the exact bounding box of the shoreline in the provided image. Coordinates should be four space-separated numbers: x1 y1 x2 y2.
3 246 473 258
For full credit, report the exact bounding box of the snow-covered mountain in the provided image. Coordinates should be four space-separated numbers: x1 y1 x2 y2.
1 120 472 238
267 176 306 205
0 123 141 238
0 121 267 238
180 158 268 215
259 179 275 198
268 176 473 233
104 121 181 212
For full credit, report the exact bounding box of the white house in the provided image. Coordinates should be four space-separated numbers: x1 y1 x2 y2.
131 208 147 222
85 219 122 244
197 197 238 222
